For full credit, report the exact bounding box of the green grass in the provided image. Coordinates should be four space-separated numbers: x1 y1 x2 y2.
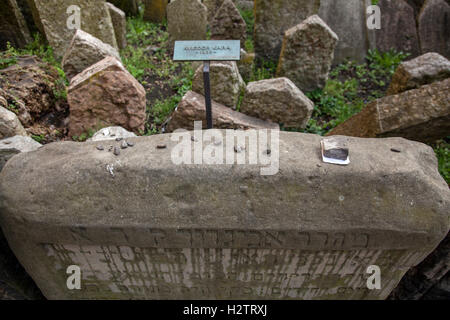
435 141 450 185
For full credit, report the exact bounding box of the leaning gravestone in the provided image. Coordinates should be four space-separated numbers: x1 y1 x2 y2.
376 0 421 58
254 0 321 61
418 0 450 59
211 0 247 47
277 15 338 92
0 0 32 50
106 2 127 50
167 0 207 43
68 56 146 137
29 0 118 59
319 0 374 65
328 78 450 143
62 29 121 81
0 131 449 299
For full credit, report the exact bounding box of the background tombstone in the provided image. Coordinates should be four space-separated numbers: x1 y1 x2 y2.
167 0 207 43
277 15 338 92
418 0 450 59
29 0 118 59
106 2 128 50
211 0 247 47
376 0 421 58
253 0 320 61
0 0 32 50
144 0 169 23
0 132 449 299
319 0 374 65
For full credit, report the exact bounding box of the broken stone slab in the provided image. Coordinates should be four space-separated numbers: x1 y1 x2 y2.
0 0 32 50
321 136 350 164
167 0 207 43
106 2 127 50
240 78 314 129
62 29 121 80
387 52 450 95
376 0 421 58
277 15 338 92
254 0 321 61
29 0 118 59
0 131 448 299
192 61 245 109
144 0 169 23
211 0 247 47
418 0 450 59
327 78 450 143
88 126 137 142
0 135 41 171
0 106 28 139
68 56 146 137
166 91 279 132
319 0 373 65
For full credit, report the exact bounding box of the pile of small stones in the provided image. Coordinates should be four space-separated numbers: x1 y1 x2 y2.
96 137 135 156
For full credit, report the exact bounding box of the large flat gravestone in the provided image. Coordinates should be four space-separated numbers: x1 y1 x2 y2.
0 132 449 299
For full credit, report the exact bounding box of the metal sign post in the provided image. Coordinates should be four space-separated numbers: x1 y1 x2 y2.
173 40 241 129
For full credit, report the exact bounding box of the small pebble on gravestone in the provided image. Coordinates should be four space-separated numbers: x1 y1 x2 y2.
113 147 121 156
116 137 123 141
127 141 135 147
96 145 104 151
4 141 12 145
391 148 401 153
157 144 167 149
121 141 128 149
234 145 244 153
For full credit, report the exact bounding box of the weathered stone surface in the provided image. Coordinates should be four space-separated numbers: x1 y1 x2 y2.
319 0 373 64
68 56 146 137
0 56 67 134
88 126 137 142
277 15 338 92
62 29 121 80
0 106 27 139
144 0 169 23
237 48 255 81
211 0 246 47
106 2 127 50
167 0 207 42
192 61 245 109
167 90 278 132
327 78 450 143
0 0 32 50
240 78 314 128
389 232 449 300
376 0 421 58
254 0 321 61
418 0 450 59
108 0 139 16
0 135 41 172
387 52 450 95
30 0 118 59
202 0 224 24
0 131 449 300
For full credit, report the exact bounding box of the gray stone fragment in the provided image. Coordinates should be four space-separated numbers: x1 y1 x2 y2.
62 29 121 80
106 2 127 50
167 0 207 43
0 135 41 171
0 106 27 139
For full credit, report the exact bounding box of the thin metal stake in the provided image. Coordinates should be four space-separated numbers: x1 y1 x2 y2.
203 61 213 129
